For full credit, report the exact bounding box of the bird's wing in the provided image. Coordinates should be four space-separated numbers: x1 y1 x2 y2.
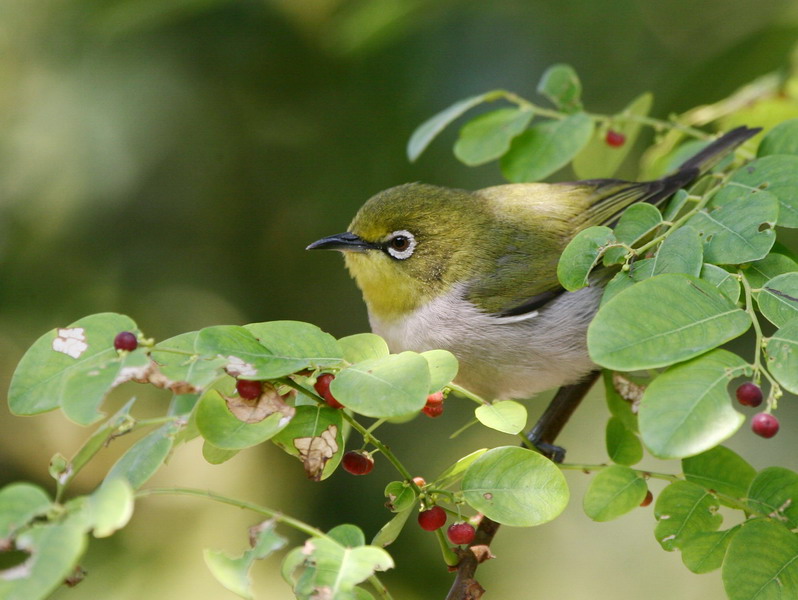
463 179 664 317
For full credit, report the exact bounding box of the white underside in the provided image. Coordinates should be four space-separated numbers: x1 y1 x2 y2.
369 284 602 400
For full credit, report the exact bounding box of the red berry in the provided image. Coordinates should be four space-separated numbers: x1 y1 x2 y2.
418 506 447 531
736 382 763 407
447 522 476 545
426 392 444 406
113 331 138 351
605 130 626 147
341 451 374 475
640 490 654 507
422 403 444 418
236 379 262 400
314 373 343 409
752 413 779 438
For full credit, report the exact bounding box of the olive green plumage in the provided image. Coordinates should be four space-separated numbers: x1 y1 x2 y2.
308 126 759 400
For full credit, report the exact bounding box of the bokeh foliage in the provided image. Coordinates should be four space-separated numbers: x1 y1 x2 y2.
2 1 798 599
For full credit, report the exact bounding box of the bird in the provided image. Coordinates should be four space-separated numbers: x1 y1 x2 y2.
307 126 759 403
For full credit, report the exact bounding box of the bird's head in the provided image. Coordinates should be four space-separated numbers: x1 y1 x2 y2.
307 183 490 320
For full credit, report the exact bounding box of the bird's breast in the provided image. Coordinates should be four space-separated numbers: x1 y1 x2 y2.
367 284 602 400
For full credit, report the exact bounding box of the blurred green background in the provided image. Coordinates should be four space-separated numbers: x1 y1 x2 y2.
2 1 798 598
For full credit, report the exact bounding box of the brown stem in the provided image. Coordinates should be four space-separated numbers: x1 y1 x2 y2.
445 371 601 600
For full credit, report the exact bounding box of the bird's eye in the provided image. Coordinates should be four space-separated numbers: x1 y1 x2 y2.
390 236 409 251
384 230 416 260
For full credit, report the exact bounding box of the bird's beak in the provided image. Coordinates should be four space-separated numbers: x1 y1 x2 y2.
306 232 376 253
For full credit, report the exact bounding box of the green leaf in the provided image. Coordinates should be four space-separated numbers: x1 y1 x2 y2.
338 333 389 364
8 313 138 417
686 186 778 264
662 189 690 222
654 481 721 551
600 271 635 306
0 483 51 541
284 527 394 598
89 478 134 538
196 382 292 450
723 519 798 600
583 465 647 522
603 202 663 265
573 92 653 179
650 226 703 277
681 527 740 574
474 400 527 435
765 318 798 394
244 320 343 372
61 347 150 426
331 352 430 418
421 349 458 393
461 446 569 526
434 448 489 490
588 274 751 371
743 252 798 289
372 507 413 548
682 446 756 502
0 521 87 600
454 108 534 166
638 349 748 459
105 422 180 489
202 441 240 465
536 64 582 113
204 521 287 600
407 92 499 162
602 370 639 432
500 112 594 182
700 264 741 304
557 226 615 291
758 118 798 157
747 467 798 528
151 331 227 390
729 155 798 227
383 481 416 513
605 417 643 465
758 272 798 327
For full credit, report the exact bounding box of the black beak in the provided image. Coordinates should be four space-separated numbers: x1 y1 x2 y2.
306 232 376 252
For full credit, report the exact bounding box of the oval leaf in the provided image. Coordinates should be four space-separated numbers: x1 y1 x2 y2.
196 384 292 450
638 349 748 459
454 107 533 166
603 202 662 265
758 118 798 157
536 64 582 113
500 112 594 182
730 155 798 227
461 446 569 526
723 519 798 600
338 333 389 364
8 313 138 417
682 446 756 502
650 225 703 277
583 464 647 521
105 421 181 489
687 186 778 264
747 467 798 528
474 400 527 435
765 318 798 394
331 352 430 418
557 226 616 291
588 274 751 371
654 481 721 551
605 417 643 466
407 92 498 162
700 264 741 304
420 349 458 393
758 272 798 327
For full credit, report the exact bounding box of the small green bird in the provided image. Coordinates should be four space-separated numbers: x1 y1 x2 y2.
308 127 758 402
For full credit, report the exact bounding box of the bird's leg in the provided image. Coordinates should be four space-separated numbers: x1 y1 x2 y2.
526 370 601 462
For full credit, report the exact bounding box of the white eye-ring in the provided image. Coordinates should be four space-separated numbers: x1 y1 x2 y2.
384 230 416 260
